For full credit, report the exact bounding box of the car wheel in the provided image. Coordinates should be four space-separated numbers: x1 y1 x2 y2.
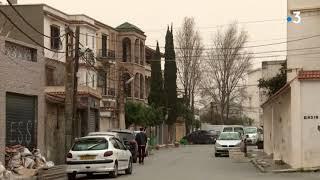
109 162 118 178
86 172 93 178
67 173 76 180
125 158 133 175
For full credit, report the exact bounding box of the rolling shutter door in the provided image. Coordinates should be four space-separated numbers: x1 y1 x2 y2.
6 93 36 149
88 109 96 133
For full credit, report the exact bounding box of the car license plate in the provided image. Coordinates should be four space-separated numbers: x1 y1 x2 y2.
80 155 96 160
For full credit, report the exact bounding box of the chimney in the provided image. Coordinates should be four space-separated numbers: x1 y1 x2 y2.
8 0 17 4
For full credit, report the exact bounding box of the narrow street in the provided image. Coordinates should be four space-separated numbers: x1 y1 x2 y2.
76 145 319 180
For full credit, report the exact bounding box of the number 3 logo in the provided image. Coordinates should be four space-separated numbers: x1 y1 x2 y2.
293 11 301 24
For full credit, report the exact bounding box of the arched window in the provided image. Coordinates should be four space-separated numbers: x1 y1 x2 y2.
134 74 139 98
134 39 139 64
122 38 131 62
140 74 144 99
140 41 144 65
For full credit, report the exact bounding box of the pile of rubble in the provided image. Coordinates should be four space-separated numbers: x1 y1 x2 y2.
0 145 54 179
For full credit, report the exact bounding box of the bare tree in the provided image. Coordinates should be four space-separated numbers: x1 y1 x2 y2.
176 17 204 133
201 23 252 124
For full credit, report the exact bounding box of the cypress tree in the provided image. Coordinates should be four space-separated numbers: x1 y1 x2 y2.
164 25 178 142
148 42 163 107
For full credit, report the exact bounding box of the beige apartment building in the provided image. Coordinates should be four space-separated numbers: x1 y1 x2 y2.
0 2 153 164
95 21 153 130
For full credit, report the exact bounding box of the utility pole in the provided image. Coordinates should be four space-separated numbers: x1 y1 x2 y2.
65 27 74 154
210 102 213 124
73 26 80 137
118 68 126 129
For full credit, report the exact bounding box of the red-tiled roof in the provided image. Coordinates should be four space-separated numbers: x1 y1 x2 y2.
298 70 320 80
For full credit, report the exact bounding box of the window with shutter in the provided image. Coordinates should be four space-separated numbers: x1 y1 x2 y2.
50 25 60 50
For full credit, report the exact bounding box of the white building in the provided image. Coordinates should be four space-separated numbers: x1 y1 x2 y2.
262 0 320 169
243 68 262 126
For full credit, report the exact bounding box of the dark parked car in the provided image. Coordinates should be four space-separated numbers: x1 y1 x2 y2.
183 130 215 144
108 129 138 163
208 130 221 143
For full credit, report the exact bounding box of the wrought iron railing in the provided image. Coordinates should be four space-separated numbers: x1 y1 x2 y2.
97 49 116 60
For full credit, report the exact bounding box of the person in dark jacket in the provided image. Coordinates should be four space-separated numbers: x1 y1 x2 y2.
135 127 147 164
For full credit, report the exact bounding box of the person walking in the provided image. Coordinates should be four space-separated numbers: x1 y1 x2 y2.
135 127 148 164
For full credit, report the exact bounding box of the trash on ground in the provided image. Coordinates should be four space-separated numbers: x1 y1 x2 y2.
4 145 55 178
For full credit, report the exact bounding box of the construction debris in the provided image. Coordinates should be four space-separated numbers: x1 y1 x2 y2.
4 145 54 178
0 162 12 179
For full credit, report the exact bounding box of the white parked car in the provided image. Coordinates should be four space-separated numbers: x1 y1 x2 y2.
66 135 133 179
214 132 243 157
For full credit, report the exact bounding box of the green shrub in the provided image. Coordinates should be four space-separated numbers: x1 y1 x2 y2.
179 138 188 145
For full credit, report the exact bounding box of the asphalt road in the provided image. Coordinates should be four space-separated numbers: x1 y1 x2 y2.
77 145 320 180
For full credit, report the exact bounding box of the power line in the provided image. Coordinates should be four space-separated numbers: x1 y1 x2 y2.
79 30 320 51
6 0 64 39
0 8 68 53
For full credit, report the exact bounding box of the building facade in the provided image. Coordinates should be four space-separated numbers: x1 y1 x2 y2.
243 68 262 126
262 0 320 169
0 3 153 164
0 37 45 164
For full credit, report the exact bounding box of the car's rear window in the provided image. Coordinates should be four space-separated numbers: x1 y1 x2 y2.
223 127 233 132
234 127 244 135
116 132 135 142
218 133 240 140
72 138 108 151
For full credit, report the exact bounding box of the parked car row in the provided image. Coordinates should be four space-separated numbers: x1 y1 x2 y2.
182 130 218 144
65 129 149 179
214 125 264 157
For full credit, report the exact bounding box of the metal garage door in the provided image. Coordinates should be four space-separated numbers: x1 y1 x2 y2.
88 109 96 133
6 93 36 149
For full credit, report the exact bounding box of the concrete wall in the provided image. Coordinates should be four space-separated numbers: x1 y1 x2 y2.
45 59 65 86
263 105 273 155
45 103 65 164
290 80 303 168
300 80 320 168
0 37 45 164
262 89 292 166
287 1 320 80
175 122 186 141
0 5 44 47
288 0 320 9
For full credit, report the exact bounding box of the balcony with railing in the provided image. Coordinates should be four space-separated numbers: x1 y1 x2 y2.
97 49 116 63
102 88 116 102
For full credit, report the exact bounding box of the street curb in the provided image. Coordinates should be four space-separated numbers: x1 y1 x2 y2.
250 159 266 173
272 168 320 173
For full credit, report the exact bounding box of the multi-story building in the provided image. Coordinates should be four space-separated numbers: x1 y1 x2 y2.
262 0 320 169
0 36 45 165
0 3 153 163
243 68 262 127
242 60 286 127
96 22 152 130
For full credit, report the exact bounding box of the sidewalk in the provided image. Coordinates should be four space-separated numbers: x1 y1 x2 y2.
248 148 320 173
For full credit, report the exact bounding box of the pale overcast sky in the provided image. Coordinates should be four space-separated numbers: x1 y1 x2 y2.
19 0 287 65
